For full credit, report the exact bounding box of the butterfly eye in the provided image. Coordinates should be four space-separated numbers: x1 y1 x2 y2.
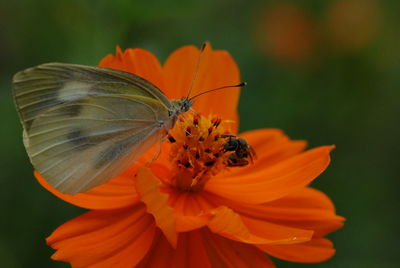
179 98 192 112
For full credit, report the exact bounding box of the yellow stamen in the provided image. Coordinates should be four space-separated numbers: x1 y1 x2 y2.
168 114 231 192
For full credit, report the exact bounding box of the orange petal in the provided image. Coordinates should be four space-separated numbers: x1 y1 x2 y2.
255 187 344 237
176 213 212 232
163 188 218 232
136 230 175 268
135 167 177 247
163 44 241 131
199 228 276 268
239 128 290 150
206 146 334 204
167 190 216 232
241 128 307 162
208 206 312 245
167 189 217 216
98 46 165 90
34 169 139 210
97 46 125 70
47 203 155 267
163 45 199 100
138 230 212 268
258 238 336 263
212 187 344 237
171 231 213 268
138 229 275 268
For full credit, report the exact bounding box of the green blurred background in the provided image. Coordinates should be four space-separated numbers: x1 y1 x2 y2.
1 0 399 267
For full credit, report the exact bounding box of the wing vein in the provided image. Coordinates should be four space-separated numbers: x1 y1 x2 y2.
28 118 155 138
73 125 159 192
30 123 159 157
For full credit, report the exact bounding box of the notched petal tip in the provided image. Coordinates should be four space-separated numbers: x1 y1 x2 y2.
115 45 123 55
98 46 165 89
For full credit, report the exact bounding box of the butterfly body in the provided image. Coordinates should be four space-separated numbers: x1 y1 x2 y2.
13 63 192 194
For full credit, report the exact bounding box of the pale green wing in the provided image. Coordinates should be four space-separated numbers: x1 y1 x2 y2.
12 63 172 194
23 94 168 194
12 62 172 131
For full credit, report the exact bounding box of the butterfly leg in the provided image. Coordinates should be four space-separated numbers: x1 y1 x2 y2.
146 134 168 167
188 108 200 117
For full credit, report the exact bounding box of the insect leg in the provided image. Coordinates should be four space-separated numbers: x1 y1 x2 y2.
146 134 168 167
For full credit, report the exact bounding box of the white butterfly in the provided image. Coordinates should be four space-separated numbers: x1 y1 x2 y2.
13 63 193 194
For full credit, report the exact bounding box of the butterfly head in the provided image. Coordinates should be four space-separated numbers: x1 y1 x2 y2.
170 98 193 117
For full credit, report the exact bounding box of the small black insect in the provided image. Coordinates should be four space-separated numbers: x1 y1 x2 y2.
221 134 256 167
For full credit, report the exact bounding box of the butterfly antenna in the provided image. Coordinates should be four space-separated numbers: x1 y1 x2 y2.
186 42 207 99
189 82 247 100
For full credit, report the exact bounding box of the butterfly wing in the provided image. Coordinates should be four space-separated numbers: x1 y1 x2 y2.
13 63 172 194
13 62 171 131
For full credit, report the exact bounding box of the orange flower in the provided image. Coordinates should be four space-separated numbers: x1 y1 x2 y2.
254 3 316 64
35 44 344 267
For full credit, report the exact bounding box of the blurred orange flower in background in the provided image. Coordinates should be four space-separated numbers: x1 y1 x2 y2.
35 44 344 267
254 3 316 64
254 0 382 66
326 0 381 51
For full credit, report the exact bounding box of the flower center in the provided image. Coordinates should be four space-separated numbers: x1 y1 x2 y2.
167 113 234 192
